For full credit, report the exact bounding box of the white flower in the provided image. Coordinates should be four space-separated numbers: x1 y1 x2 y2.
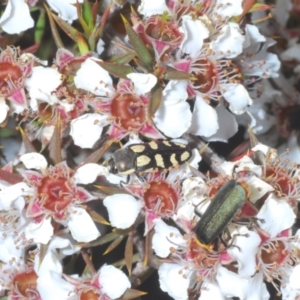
241 24 280 78
277 134 300 164
138 0 170 17
0 0 34 34
70 113 110 148
204 103 238 142
154 80 192 138
37 271 76 300
228 226 261 277
68 207 100 242
99 265 131 299
222 83 252 115
12 154 106 242
214 0 243 19
25 66 63 111
34 235 79 276
20 153 48 170
210 22 245 59
103 194 143 229
126 73 157 95
46 0 84 23
188 93 219 137
216 267 269 299
256 194 296 238
179 15 209 57
152 219 186 258
158 263 191 300
74 57 114 97
0 97 9 123
24 217 54 244
74 163 109 184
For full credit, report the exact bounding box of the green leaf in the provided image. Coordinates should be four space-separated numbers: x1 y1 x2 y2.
122 15 153 71
249 3 274 12
44 5 64 48
0 128 16 138
76 137 112 167
77 33 90 55
89 4 111 51
104 234 125 254
88 209 110 225
86 229 129 247
91 1 100 25
125 230 134 274
148 84 162 118
82 0 94 30
35 10 46 45
19 127 37 153
38 243 49 269
120 289 147 300
94 185 130 196
113 253 140 268
96 61 134 79
48 117 62 165
110 52 136 64
75 1 91 36
164 69 191 80
51 11 80 42
0 169 23 185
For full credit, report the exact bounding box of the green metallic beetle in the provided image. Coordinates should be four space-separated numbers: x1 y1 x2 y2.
192 179 247 246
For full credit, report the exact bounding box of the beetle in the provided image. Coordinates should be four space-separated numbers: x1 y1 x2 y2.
192 179 246 247
107 140 192 175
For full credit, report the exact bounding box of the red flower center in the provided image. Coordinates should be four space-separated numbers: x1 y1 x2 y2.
0 62 22 96
37 176 72 212
144 181 178 214
192 58 217 94
110 93 146 131
266 167 293 196
80 289 101 300
13 269 38 297
261 240 288 266
188 236 218 269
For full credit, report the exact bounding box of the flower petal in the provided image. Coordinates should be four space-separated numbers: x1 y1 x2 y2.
188 93 218 137
74 58 115 97
210 22 244 59
127 73 157 95
222 83 252 115
0 97 9 123
179 15 209 57
257 195 296 238
103 194 143 229
68 207 100 242
20 153 48 170
152 219 185 258
154 100 192 138
70 113 109 149
0 0 34 34
204 103 238 142
37 271 75 300
138 0 170 17
158 263 190 300
74 163 109 184
24 217 54 244
47 0 84 23
228 226 261 277
99 265 131 299
0 182 31 210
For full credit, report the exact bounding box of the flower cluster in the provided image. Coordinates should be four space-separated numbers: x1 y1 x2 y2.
1 0 300 299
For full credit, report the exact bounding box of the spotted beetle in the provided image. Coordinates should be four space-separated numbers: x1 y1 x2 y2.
192 179 246 246
107 140 192 175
